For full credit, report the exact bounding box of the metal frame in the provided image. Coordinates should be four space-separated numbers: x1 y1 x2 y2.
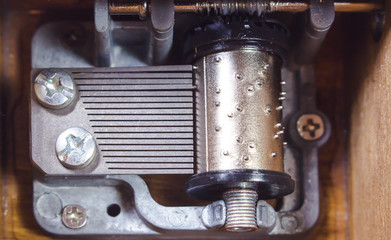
30 0 336 237
31 21 329 238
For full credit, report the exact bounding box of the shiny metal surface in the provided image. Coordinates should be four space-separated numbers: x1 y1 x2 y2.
56 127 97 169
31 65 195 175
34 69 76 109
109 0 383 16
61 205 87 229
223 189 258 232
31 33 325 236
195 50 284 172
29 11 330 236
334 2 383 12
201 200 226 228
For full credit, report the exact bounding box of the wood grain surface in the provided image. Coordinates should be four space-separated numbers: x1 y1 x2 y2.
0 1 371 239
346 2 391 240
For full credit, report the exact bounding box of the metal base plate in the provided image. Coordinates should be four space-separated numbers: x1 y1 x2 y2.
31 21 328 238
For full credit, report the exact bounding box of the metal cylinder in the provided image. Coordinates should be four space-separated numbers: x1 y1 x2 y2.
223 189 258 232
195 49 284 173
186 19 294 233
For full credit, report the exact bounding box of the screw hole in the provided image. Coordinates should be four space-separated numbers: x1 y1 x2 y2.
107 204 121 217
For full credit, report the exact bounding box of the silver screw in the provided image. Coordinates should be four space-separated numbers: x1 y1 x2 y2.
296 113 325 141
56 127 97 169
223 189 258 232
34 69 76 109
62 205 87 229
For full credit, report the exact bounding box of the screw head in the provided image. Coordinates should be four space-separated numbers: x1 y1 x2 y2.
296 114 325 141
62 205 87 229
34 69 75 109
56 127 97 169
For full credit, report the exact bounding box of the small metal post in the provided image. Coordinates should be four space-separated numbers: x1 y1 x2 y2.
95 0 113 67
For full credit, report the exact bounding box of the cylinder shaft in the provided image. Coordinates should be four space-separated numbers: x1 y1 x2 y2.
110 0 383 16
334 2 383 12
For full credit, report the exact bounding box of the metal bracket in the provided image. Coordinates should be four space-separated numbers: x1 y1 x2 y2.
291 0 335 67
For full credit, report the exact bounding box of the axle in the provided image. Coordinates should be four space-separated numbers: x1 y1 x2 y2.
110 0 383 19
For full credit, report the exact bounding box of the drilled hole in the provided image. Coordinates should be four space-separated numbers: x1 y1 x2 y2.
107 204 121 217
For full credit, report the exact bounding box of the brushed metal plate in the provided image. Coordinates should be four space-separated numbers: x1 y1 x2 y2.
31 65 195 175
